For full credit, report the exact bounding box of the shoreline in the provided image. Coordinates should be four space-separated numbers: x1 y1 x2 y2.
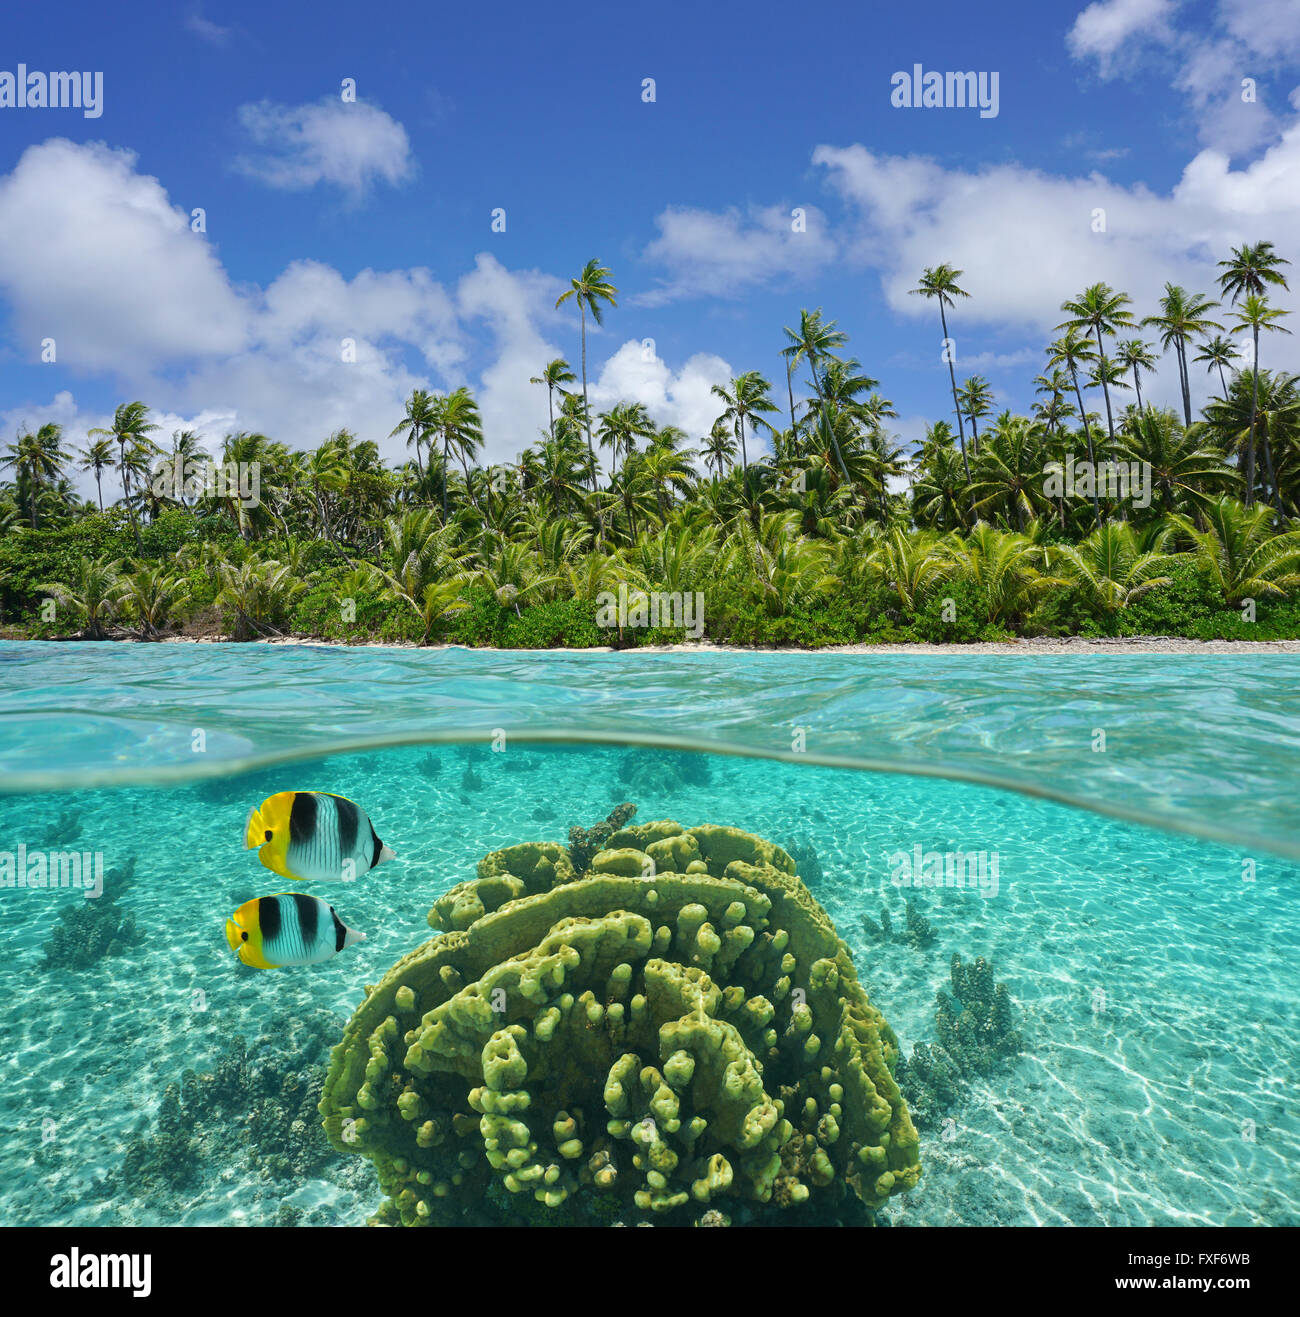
7 633 1300 654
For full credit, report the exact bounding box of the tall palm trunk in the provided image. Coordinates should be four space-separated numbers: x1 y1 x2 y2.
1244 331 1259 507
579 304 596 490
1131 368 1144 411
1093 325 1116 444
1176 339 1192 426
118 439 143 551
442 431 450 521
786 359 796 435
1069 367 1101 524
939 302 971 482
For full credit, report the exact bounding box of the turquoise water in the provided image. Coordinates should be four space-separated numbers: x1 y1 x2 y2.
0 642 1296 1226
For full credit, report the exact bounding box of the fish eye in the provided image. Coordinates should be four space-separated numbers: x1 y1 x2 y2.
264 830 273 841
241 932 248 941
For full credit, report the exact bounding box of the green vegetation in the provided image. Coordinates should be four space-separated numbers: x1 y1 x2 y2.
3 243 1298 646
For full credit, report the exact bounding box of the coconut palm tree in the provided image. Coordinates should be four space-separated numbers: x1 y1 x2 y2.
1205 368 1299 516
955 376 995 453
701 418 737 481
215 555 305 640
119 563 187 638
909 264 972 481
781 309 848 414
1119 408 1234 517
1115 338 1158 411
88 402 159 551
1217 242 1291 510
77 437 117 513
1142 286 1224 426
1227 294 1291 510
555 260 617 487
1 423 66 528
1059 283 1135 447
967 415 1049 530
390 389 439 481
36 556 124 639
366 511 471 644
1054 522 1176 615
1046 329 1101 523
711 372 779 473
1169 496 1300 605
1193 335 1239 401
530 358 576 441
596 401 654 478
941 523 1065 625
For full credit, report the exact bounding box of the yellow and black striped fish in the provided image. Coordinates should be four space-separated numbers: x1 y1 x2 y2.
244 791 396 883
225 893 366 969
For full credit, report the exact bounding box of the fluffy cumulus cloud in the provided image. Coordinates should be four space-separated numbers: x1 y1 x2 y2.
589 342 735 462
234 96 413 195
0 138 733 496
0 139 247 373
637 203 837 306
455 254 568 464
814 129 1300 334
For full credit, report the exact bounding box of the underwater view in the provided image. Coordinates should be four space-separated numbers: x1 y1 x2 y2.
0 641 1295 1230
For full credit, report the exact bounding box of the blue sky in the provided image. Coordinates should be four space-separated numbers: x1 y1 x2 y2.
1 0 1298 488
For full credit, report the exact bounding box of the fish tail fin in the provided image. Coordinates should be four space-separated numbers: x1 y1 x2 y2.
344 926 367 947
377 844 397 865
244 805 263 850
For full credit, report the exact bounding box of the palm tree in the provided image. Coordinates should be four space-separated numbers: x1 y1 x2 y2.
390 389 439 481
1054 522 1176 615
1059 283 1135 447
555 260 617 487
909 264 972 481
1 423 66 528
967 415 1048 530
1205 365 1298 516
1193 335 1239 401
530 358 576 441
955 376 994 453
1142 286 1224 426
781 309 848 414
701 418 737 481
88 401 159 551
1218 239 1292 509
120 563 187 638
596 401 654 477
77 438 117 513
1169 496 1300 605
429 388 484 519
1115 338 1157 411
36 556 124 639
1046 329 1101 522
941 523 1065 626
711 372 779 473
1119 408 1234 516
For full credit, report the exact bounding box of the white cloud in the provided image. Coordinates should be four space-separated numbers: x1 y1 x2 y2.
1069 0 1300 154
0 139 247 374
637 203 836 305
185 6 233 46
234 97 413 195
455 253 567 464
1067 0 1180 68
814 131 1300 335
590 343 735 460
0 138 739 486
